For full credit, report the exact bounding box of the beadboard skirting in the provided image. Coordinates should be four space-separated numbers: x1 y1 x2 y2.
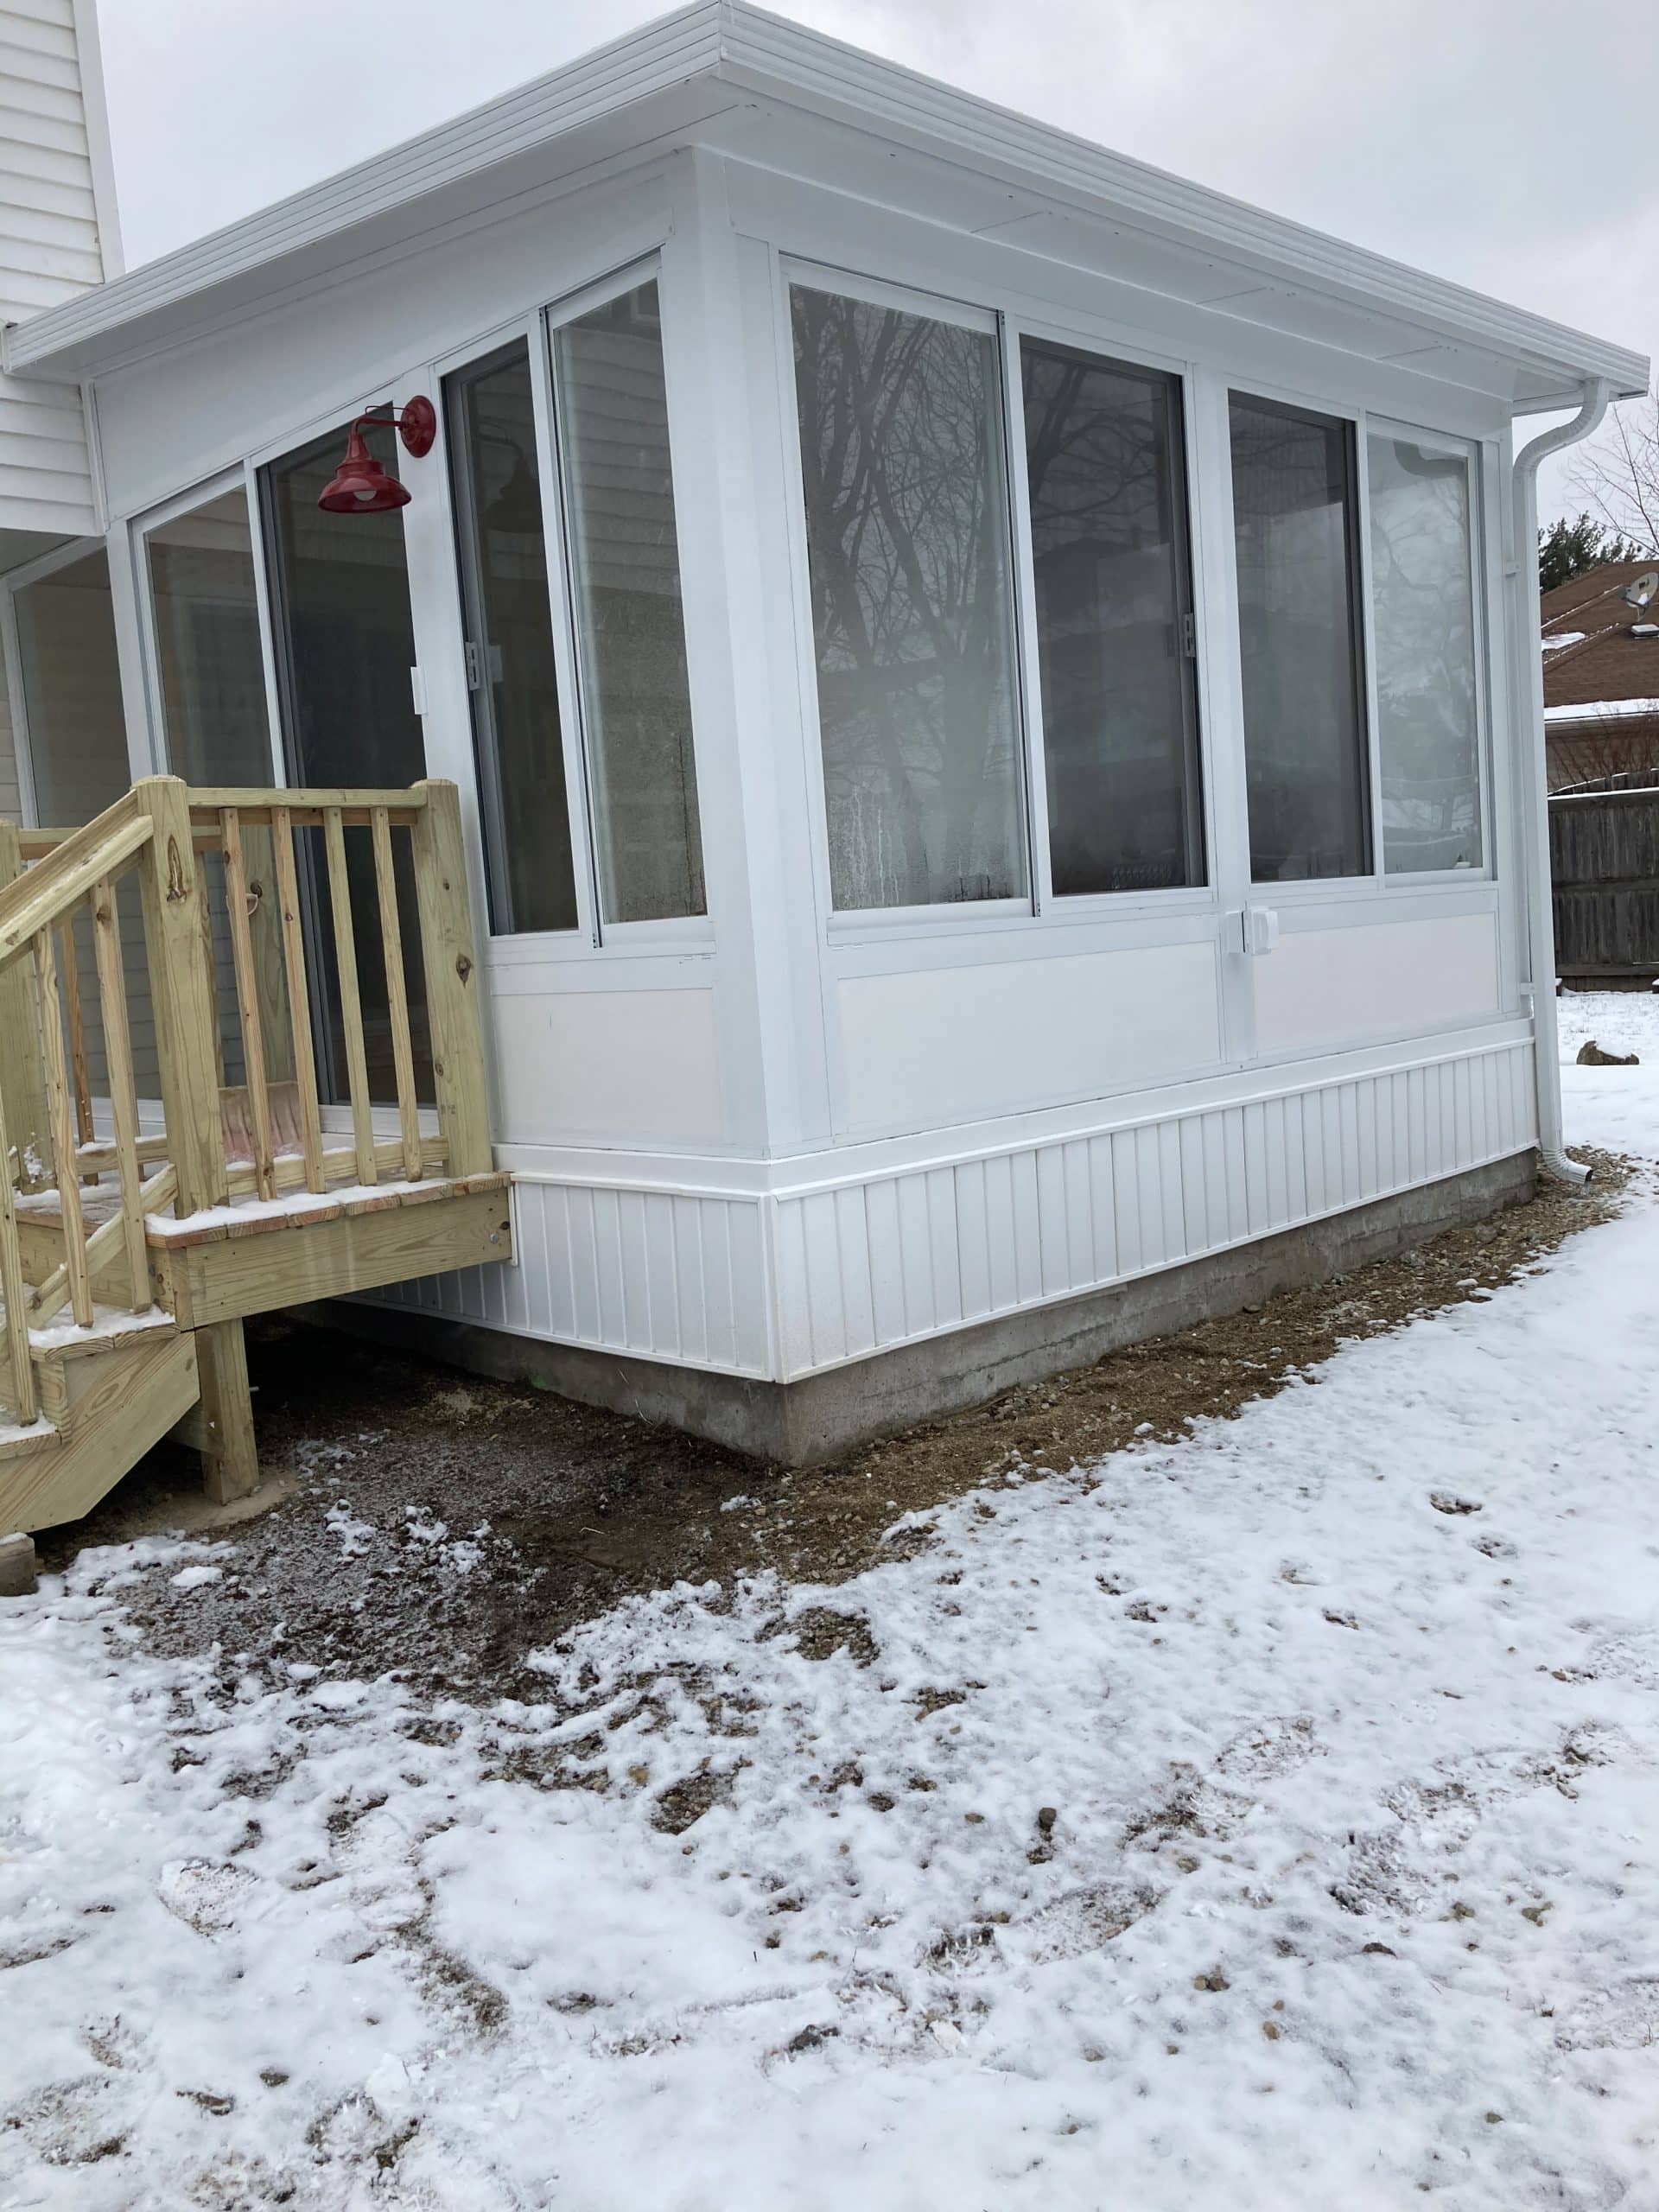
372 1031 1539 1384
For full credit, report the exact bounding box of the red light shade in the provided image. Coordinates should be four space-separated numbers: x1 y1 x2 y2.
315 396 437 515
317 425 409 514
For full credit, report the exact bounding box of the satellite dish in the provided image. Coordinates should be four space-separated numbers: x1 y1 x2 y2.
1622 571 1659 609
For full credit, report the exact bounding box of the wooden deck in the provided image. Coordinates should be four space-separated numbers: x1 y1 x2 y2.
0 778 509 1535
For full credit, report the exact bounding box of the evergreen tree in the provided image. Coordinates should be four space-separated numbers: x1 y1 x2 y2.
1538 512 1643 592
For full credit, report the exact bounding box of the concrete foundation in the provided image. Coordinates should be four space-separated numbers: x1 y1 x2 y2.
310 1151 1537 1466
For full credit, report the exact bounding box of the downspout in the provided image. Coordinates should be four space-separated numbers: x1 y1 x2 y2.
1510 378 1612 1187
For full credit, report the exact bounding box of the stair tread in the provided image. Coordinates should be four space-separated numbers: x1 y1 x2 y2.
23 1302 177 1360
147 1170 510 1249
0 1413 57 1461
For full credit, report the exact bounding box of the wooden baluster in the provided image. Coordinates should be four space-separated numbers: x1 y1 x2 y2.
54 915 97 1184
0 821 53 1192
91 874 151 1313
220 809 277 1202
322 808 378 1189
0 1079 36 1423
243 825 294 1085
371 806 423 1184
410 780 493 1179
34 925 92 1328
270 804 326 1195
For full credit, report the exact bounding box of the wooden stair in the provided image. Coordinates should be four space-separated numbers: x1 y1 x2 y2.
0 778 507 1541
0 1311 198 1535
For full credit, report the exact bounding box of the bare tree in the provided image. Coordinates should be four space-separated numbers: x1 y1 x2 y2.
1566 391 1659 558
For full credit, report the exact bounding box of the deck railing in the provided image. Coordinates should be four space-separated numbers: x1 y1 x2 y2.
0 777 491 1428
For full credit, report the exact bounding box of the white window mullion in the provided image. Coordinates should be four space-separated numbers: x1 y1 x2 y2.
528 309 604 950
1354 409 1387 884
1000 312 1050 916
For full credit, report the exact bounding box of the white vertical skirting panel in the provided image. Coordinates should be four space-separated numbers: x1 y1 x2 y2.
378 1177 773 1378
372 1037 1537 1386
763 1036 1538 1381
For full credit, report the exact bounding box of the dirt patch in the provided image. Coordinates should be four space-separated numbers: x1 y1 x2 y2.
39 1147 1635 1701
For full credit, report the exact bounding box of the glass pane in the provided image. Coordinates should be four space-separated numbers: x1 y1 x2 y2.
1022 339 1202 894
554 279 703 924
791 285 1026 912
147 486 272 784
14 548 128 823
14 549 157 1102
1367 435 1483 873
446 340 577 935
262 424 430 1105
1230 395 1370 881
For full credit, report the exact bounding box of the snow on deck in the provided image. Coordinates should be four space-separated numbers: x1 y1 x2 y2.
2 1014 1658 2207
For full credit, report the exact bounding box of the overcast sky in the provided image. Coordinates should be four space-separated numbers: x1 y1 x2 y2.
92 0 1655 524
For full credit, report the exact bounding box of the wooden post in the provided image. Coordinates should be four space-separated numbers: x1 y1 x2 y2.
410 782 493 1178
193 1317 258 1503
0 822 52 1192
133 777 228 1218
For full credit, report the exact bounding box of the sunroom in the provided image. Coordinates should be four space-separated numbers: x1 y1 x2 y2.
0 2 1646 1494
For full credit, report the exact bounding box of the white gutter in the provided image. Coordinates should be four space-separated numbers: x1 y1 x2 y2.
1511 378 1613 1186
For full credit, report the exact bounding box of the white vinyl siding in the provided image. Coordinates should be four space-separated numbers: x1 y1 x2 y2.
0 1 113 537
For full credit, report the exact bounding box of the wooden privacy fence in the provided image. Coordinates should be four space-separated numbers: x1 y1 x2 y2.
1549 784 1659 984
0 776 492 1430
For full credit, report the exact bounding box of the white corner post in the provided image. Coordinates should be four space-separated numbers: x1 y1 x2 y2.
1510 379 1612 1187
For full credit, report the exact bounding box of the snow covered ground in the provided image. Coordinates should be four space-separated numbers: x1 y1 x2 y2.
3 1005 1658 2211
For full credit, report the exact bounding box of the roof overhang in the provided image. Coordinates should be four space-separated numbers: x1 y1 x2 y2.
4 0 1649 409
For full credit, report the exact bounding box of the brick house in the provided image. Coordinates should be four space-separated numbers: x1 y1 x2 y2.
1541 561 1659 790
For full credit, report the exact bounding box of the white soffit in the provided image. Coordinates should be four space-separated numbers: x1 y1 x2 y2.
3 0 1649 407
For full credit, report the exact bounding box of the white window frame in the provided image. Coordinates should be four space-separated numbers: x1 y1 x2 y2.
1 531 152 828
1004 309 1217 922
539 252 714 954
434 307 601 953
1223 372 1496 902
778 257 1037 939
1360 413 1492 885
129 461 285 789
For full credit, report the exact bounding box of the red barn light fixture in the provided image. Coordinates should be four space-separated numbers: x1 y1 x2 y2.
316 396 437 514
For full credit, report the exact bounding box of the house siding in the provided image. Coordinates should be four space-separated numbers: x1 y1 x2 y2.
0 0 112 537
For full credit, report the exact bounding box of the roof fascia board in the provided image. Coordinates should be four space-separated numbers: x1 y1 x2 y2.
5 0 726 373
711 2 1649 401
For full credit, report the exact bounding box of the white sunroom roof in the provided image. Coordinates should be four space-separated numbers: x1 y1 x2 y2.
4 1 1649 409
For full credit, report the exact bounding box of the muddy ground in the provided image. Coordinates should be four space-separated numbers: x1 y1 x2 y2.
41 1147 1634 1701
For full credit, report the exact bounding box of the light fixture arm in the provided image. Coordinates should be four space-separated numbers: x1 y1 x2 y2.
352 394 437 459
